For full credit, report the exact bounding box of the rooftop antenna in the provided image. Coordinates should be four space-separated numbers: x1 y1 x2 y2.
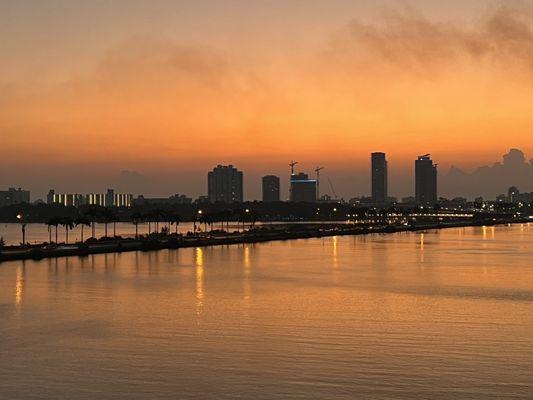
315 166 324 200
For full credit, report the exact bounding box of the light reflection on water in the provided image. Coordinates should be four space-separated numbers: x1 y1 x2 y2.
1 225 533 399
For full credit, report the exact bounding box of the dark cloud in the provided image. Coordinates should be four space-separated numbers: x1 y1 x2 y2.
327 2 533 76
95 37 234 90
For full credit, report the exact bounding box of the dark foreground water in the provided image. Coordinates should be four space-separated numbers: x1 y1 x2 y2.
1 225 533 399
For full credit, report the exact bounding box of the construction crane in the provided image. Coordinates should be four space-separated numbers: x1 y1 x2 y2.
328 177 338 200
289 160 299 175
315 166 324 200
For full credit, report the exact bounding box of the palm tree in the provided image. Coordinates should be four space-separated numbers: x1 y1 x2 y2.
84 207 101 239
131 212 143 239
152 209 166 234
100 208 116 238
198 213 210 233
173 213 181 235
60 217 75 244
223 209 232 232
46 216 62 244
168 213 181 235
143 211 154 235
112 212 119 237
75 216 91 243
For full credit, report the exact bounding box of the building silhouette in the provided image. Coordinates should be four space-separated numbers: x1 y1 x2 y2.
415 154 438 205
508 186 519 203
134 194 192 206
48 188 132 207
47 190 55 205
290 172 317 202
0 187 30 207
208 165 243 203
371 152 388 203
262 175 280 202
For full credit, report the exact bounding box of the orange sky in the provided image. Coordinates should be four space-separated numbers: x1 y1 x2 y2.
1 0 533 199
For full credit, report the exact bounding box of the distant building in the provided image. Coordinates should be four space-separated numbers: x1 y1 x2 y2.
0 187 30 207
401 196 416 204
86 193 106 206
290 173 317 202
319 194 335 203
208 165 243 203
506 186 533 204
48 188 132 207
496 194 507 202
52 193 84 207
262 175 280 202
508 186 519 203
196 195 209 204
134 194 192 206
415 155 438 205
114 193 133 207
371 152 388 203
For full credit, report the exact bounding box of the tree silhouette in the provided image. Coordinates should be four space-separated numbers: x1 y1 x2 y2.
169 213 181 235
131 212 143 239
100 208 116 238
75 216 91 243
60 217 75 244
84 207 101 239
46 216 62 244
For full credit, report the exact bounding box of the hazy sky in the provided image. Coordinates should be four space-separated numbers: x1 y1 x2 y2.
2 0 533 200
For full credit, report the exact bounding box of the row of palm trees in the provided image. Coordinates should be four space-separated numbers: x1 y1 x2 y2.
45 209 181 244
43 207 259 245
45 216 90 244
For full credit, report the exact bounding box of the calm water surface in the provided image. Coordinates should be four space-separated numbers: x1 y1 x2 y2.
1 225 533 399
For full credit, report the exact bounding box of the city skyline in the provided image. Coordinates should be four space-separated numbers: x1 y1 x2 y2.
4 148 533 206
2 1 533 200
3 148 532 203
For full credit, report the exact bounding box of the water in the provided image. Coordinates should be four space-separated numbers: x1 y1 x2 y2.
1 225 533 399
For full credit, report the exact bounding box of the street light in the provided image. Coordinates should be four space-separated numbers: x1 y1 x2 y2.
194 210 203 234
17 213 26 246
243 209 250 231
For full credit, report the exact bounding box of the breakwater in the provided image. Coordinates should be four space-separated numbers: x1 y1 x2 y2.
0 219 526 263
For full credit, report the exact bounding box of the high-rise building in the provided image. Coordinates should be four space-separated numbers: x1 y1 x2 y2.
0 187 30 207
290 173 317 202
208 165 243 203
371 152 388 203
415 154 438 205
262 175 280 202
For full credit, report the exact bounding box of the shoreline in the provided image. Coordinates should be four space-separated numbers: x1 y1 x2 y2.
0 219 527 263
